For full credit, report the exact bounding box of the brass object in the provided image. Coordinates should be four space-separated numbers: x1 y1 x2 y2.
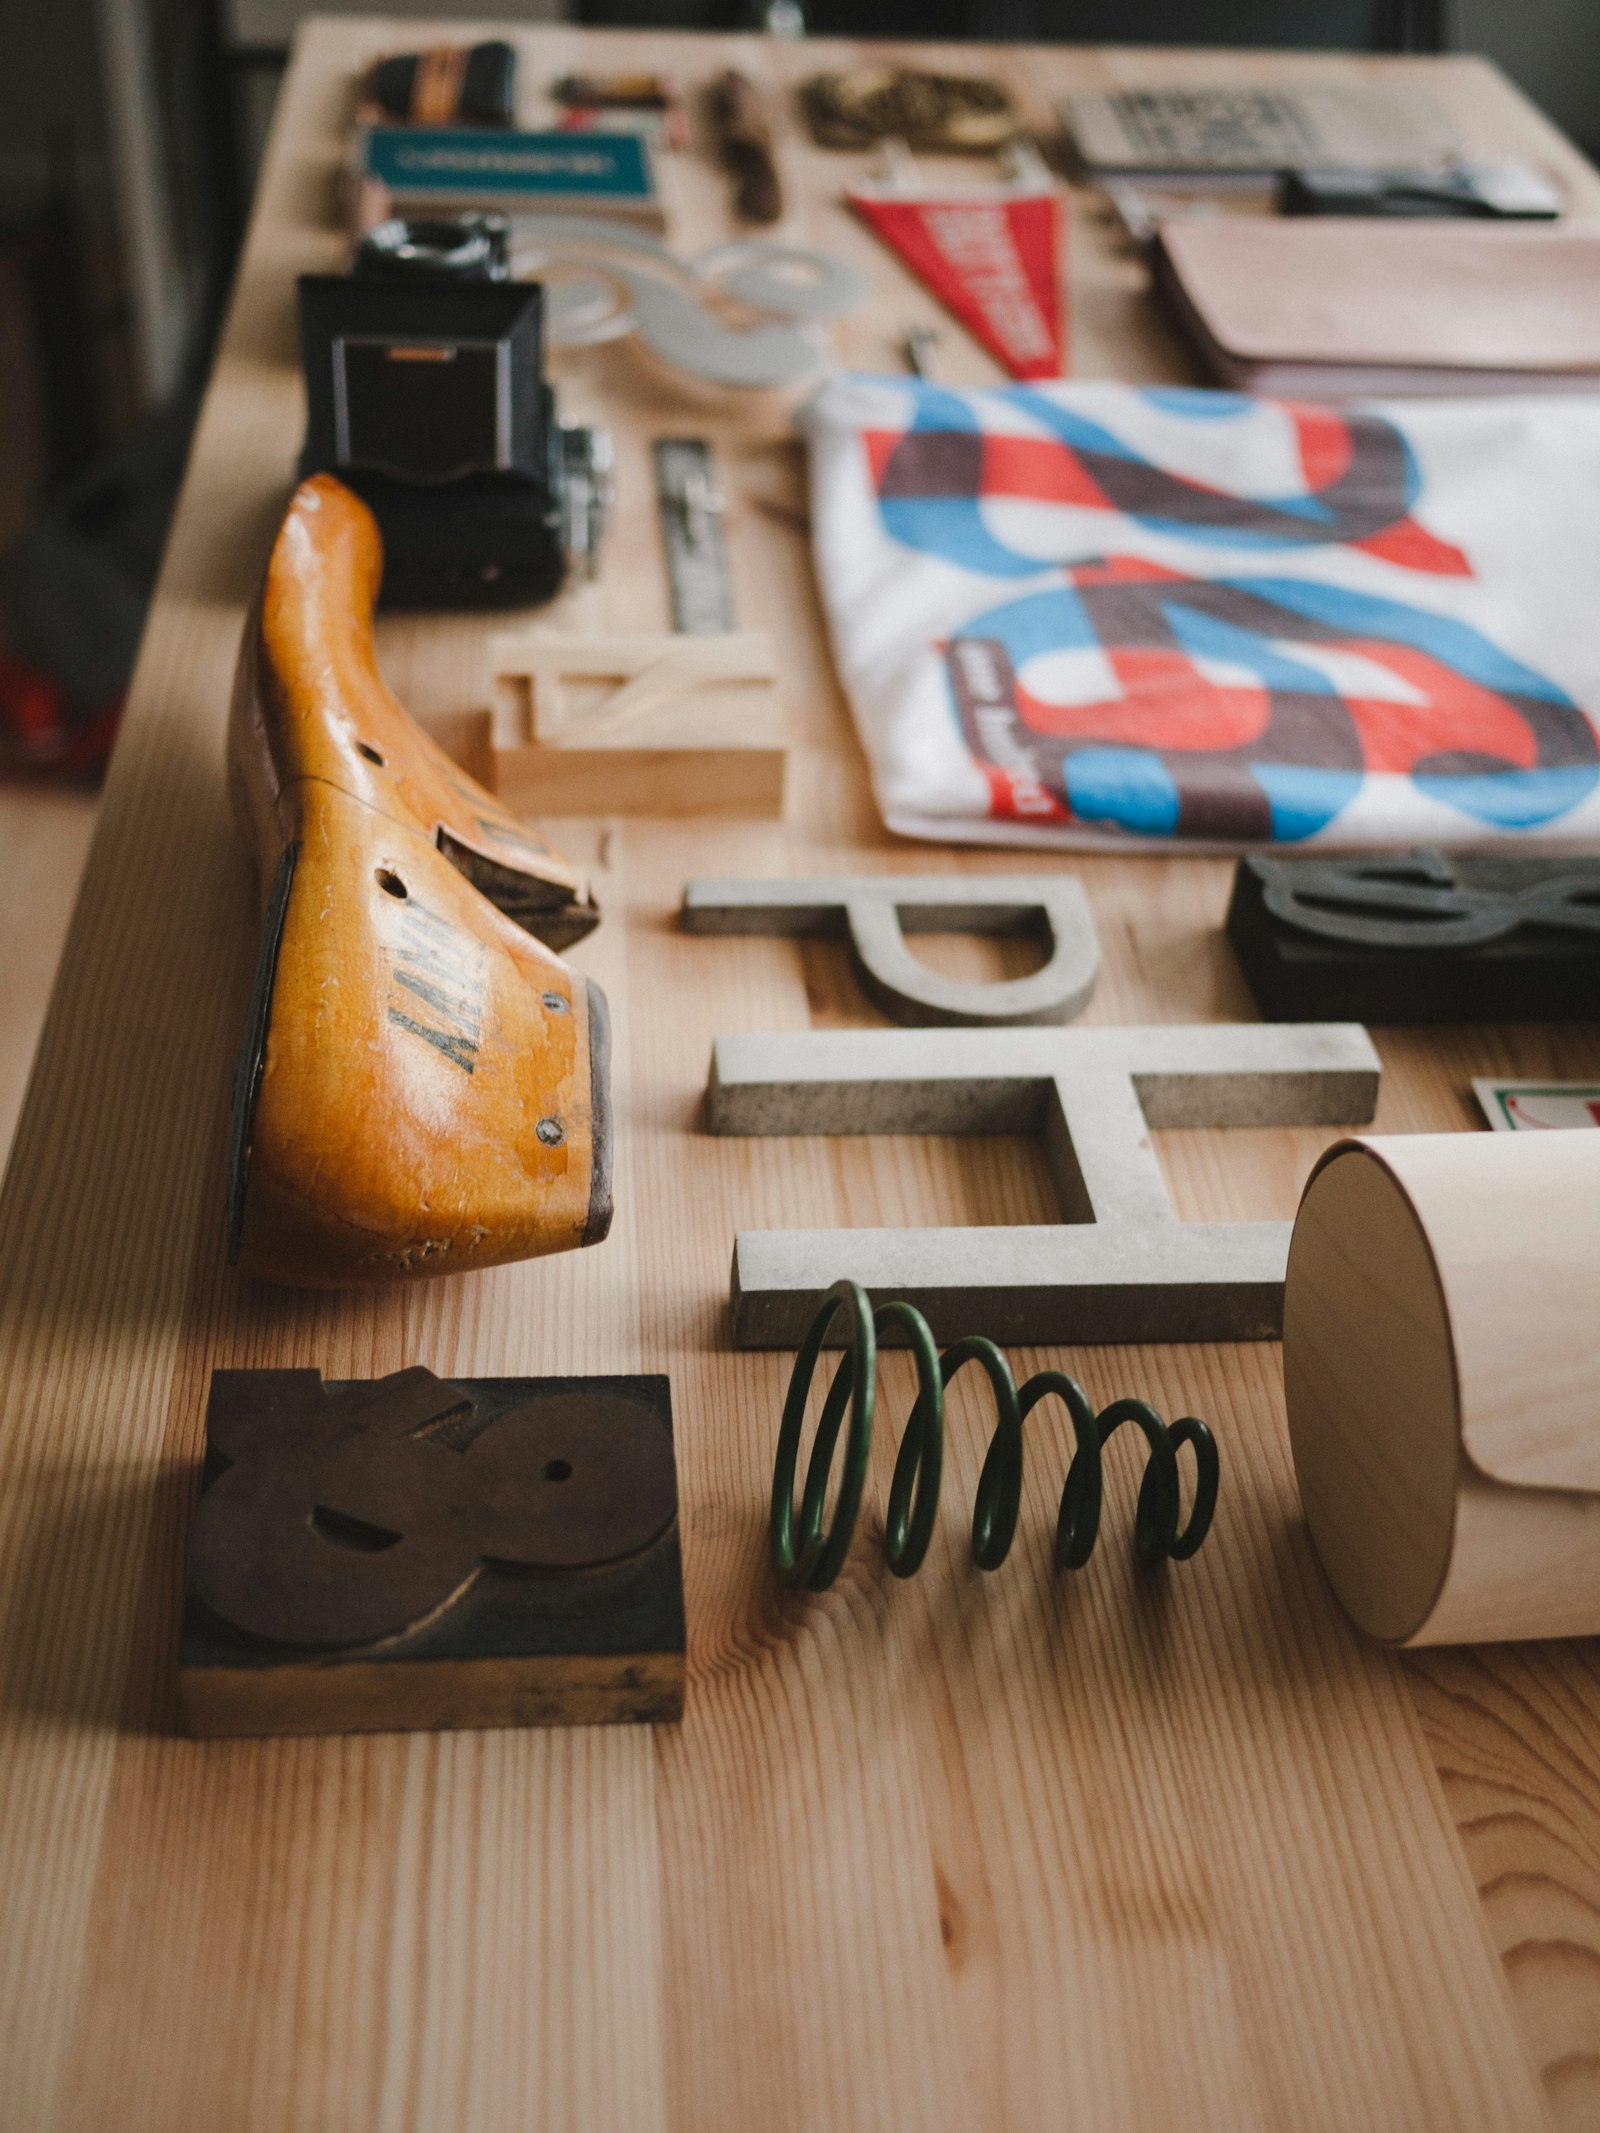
706 69 783 225
799 65 1018 154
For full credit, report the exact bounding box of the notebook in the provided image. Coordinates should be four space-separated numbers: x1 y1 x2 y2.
1154 220 1600 396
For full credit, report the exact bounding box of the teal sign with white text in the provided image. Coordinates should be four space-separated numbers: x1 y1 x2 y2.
365 126 655 207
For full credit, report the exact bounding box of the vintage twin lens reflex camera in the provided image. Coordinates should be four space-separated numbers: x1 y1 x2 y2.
297 217 611 608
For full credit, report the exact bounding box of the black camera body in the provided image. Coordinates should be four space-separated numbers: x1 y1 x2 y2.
297 223 609 608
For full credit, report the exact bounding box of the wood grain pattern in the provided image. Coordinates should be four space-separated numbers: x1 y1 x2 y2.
0 20 1598 2132
0 785 98 1171
1407 1645 1600 2133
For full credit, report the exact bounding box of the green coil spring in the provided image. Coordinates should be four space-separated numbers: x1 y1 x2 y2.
771 1280 1220 1591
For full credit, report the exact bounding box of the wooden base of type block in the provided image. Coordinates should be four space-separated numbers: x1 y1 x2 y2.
489 631 788 817
179 1368 685 1738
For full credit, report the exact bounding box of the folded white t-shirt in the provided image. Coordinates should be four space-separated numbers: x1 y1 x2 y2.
805 374 1600 851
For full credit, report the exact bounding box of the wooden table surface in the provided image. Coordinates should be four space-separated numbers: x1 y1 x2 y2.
4 20 1600 2132
0 786 97 1169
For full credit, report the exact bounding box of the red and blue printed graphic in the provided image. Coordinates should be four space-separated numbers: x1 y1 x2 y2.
944 560 1598 841
867 384 1597 840
868 384 1471 576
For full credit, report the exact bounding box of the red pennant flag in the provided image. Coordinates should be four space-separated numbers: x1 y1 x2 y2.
848 186 1066 380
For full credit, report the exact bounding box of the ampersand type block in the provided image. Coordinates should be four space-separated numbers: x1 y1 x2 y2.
1226 849 1600 1023
179 1367 685 1736
227 475 612 1285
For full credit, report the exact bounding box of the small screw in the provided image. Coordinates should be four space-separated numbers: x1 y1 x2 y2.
536 1117 564 1146
904 325 940 380
542 991 569 1014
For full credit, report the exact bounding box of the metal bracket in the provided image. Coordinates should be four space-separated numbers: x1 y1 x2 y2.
707 1022 1380 1345
653 437 734 634
681 875 1099 1026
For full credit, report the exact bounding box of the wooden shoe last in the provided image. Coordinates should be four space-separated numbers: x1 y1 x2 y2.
226 475 611 1287
232 474 598 951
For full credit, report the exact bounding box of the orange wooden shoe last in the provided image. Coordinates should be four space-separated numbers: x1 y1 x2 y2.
226 475 611 1287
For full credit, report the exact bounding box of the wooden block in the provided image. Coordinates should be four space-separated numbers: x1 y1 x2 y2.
1226 849 1600 1022
179 1367 685 1737
1285 1131 1600 1646
707 1022 1381 1344
489 631 788 816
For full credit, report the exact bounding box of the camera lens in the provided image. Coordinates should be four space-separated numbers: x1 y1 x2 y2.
355 214 511 283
